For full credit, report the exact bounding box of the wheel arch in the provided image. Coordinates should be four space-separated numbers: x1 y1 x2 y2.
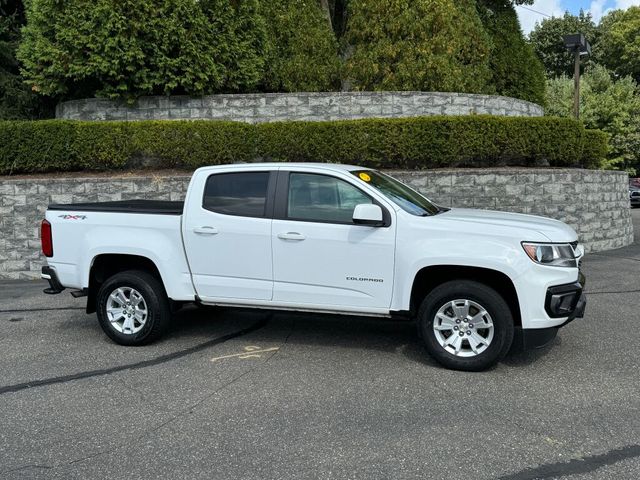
86 254 165 314
409 265 522 327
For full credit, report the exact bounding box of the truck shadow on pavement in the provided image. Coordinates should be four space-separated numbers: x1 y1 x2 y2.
31 301 560 379
196 307 557 371
503 337 560 367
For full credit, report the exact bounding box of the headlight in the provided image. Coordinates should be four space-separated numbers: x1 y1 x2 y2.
521 242 577 268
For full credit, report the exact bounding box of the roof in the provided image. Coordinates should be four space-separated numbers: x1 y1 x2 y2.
197 162 371 173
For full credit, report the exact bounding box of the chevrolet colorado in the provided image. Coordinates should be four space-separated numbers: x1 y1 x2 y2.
41 163 586 371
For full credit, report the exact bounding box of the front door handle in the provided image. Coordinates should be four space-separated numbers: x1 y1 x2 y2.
277 232 306 241
193 226 219 235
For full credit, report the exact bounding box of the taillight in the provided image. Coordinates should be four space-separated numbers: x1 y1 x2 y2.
41 219 53 257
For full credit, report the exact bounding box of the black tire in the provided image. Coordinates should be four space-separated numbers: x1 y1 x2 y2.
417 280 514 371
96 270 171 346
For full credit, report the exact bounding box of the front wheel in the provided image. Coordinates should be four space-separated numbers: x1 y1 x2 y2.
96 270 171 346
418 280 514 371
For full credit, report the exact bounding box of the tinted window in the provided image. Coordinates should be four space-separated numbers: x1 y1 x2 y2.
351 170 441 216
287 173 372 223
203 172 270 217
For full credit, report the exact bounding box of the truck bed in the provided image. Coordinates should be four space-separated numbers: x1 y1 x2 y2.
48 200 184 215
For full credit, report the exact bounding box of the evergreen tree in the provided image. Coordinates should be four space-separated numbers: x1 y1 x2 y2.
18 0 267 100
0 0 51 118
344 0 493 93
477 0 546 105
261 0 340 92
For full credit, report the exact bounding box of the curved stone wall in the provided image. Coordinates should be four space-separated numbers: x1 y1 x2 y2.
56 92 544 123
0 168 631 279
390 168 634 254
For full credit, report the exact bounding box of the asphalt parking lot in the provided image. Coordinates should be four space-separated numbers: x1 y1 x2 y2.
1 209 639 480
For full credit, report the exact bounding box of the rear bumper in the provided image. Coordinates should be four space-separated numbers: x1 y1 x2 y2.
41 266 65 294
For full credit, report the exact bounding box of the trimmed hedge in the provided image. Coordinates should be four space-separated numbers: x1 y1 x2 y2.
580 129 610 169
0 116 607 175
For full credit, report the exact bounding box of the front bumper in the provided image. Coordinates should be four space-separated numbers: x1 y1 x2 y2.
515 273 587 350
545 272 586 320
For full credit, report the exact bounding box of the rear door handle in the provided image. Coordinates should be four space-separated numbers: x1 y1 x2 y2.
277 232 306 241
193 226 219 235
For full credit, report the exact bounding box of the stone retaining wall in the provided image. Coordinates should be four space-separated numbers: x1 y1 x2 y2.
56 92 543 123
0 168 632 279
392 169 634 254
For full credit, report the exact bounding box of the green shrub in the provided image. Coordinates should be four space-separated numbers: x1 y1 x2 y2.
581 129 609 169
0 120 76 173
127 121 257 168
256 116 589 168
0 116 607 175
73 122 133 169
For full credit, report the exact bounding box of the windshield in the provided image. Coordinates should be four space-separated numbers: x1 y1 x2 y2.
350 170 442 216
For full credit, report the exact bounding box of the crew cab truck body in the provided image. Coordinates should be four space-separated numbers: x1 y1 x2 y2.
41 163 586 371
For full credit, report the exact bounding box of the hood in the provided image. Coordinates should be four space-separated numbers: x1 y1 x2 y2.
436 208 578 243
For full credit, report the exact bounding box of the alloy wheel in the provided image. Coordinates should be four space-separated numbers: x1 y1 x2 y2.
432 299 494 357
105 287 148 335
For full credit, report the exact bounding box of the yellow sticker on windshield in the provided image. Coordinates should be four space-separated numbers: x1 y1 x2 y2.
359 172 371 182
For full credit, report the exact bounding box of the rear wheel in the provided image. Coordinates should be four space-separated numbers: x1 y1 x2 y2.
418 280 514 371
96 270 170 346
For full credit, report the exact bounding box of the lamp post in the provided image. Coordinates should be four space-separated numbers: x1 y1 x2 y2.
563 33 591 120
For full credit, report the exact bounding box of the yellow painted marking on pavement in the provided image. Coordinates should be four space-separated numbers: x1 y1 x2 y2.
210 346 280 362
544 436 564 446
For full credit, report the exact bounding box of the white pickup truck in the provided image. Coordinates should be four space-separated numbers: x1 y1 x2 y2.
41 163 586 371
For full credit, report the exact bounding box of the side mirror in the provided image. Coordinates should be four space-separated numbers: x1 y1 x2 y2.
353 204 384 226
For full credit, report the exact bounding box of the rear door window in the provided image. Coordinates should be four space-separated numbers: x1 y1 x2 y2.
203 172 270 217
